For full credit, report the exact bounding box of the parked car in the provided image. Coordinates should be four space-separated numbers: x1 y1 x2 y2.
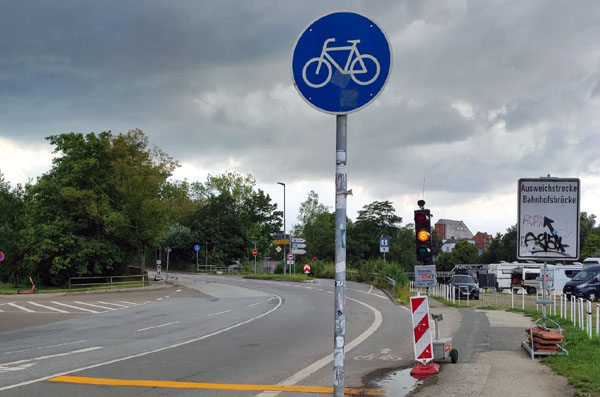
450 274 479 299
582 258 600 269
562 265 600 302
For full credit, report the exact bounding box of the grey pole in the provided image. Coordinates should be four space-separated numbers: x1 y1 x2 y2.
254 241 257 275
166 247 171 283
278 182 286 275
196 249 199 272
205 241 208 272
334 114 347 396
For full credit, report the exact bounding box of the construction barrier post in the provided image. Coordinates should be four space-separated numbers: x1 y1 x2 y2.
522 288 525 311
587 301 592 338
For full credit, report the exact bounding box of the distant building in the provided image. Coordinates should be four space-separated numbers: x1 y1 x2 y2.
435 219 474 240
473 232 492 253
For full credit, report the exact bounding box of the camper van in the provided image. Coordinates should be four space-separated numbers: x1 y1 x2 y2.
550 264 582 295
487 263 524 291
510 264 582 295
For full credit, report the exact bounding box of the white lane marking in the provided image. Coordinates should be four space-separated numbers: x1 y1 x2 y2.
305 286 313 289
254 296 383 397
156 298 164 301
96 301 129 308
316 288 324 291
5 340 87 355
51 302 98 314
0 295 283 391
246 302 261 308
73 301 116 311
176 289 182 292
208 310 232 316
400 305 410 311
0 347 104 370
137 321 180 332
7 303 35 313
368 285 373 294
348 288 388 299
0 363 36 372
326 291 333 294
27 302 69 313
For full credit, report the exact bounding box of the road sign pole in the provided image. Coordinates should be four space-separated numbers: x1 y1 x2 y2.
254 241 257 275
334 114 347 396
196 250 199 272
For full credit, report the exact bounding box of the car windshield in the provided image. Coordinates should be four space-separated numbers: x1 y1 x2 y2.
572 270 598 281
453 275 474 283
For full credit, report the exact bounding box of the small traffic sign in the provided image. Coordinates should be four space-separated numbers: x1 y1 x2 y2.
287 253 294 260
292 243 307 249
252 249 257 257
303 264 311 274
292 12 392 114
276 246 282 253
291 237 306 243
292 249 307 255
312 257 317 262
273 239 290 245
271 234 290 240
379 237 390 253
194 244 201 252
0 251 4 261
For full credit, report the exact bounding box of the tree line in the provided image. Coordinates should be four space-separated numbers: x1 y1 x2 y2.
2 130 599 286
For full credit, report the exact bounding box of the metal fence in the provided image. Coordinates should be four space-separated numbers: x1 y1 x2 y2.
69 275 146 290
411 282 599 340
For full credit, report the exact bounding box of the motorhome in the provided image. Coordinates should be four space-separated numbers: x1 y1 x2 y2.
510 263 582 295
487 262 522 290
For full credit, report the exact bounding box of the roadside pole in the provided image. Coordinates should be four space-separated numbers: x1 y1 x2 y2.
334 114 347 395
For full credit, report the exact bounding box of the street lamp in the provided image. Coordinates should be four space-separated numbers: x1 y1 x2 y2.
277 181 286 275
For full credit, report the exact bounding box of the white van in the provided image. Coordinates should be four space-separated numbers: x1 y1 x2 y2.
550 264 582 295
583 258 600 269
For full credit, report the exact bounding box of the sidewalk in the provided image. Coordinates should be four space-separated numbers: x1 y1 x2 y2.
412 299 574 397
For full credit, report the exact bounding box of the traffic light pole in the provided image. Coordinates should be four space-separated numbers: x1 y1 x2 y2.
334 114 347 396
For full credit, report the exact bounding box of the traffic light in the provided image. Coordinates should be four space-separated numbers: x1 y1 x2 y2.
414 204 432 263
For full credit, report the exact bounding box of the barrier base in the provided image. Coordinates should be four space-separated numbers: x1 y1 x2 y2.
410 362 440 379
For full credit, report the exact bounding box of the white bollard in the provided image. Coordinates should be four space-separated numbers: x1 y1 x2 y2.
571 296 575 325
587 301 592 338
511 288 514 309
579 298 585 330
596 304 599 338
522 288 525 311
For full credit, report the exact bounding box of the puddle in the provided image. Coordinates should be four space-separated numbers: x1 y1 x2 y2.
377 367 422 395
363 367 423 396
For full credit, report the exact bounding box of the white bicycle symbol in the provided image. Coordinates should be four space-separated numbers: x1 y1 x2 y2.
302 38 381 88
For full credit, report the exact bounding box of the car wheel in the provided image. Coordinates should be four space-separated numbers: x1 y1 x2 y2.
587 291 597 302
527 287 536 295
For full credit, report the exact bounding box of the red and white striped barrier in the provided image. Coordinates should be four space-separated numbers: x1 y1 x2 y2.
410 295 434 363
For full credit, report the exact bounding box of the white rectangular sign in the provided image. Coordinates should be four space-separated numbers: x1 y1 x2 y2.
292 249 306 255
414 265 437 288
517 178 580 260
291 237 306 243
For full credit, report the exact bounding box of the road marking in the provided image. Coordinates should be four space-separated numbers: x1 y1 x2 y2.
137 322 180 332
27 302 69 313
74 301 117 311
119 301 138 305
156 298 164 301
0 347 103 372
51 302 98 314
47 376 385 395
7 303 36 313
5 340 87 355
96 301 129 308
176 289 182 292
0 295 283 391
208 310 231 316
368 285 373 294
254 296 383 397
326 291 333 294
246 302 261 308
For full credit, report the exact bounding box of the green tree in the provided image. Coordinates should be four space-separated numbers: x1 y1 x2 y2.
499 225 518 262
20 132 130 285
0 172 27 285
480 233 504 264
351 201 402 261
580 212 597 255
581 234 600 259
292 190 329 236
450 240 479 265
107 129 179 275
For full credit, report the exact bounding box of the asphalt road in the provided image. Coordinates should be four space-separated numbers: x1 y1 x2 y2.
0 274 415 396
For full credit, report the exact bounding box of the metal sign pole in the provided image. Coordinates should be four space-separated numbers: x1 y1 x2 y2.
334 114 347 396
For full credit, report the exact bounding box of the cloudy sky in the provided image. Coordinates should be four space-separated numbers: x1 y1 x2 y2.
1 0 600 237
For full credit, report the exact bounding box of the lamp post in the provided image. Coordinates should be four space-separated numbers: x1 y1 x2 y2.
277 181 286 275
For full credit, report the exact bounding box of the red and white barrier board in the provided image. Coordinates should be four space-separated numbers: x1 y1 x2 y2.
410 295 434 363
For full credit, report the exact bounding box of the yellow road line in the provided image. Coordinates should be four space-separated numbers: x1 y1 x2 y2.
48 375 386 395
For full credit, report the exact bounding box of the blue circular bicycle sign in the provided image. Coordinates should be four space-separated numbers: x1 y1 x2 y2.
292 12 392 114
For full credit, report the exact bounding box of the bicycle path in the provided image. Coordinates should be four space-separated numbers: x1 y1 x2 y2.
412 299 574 396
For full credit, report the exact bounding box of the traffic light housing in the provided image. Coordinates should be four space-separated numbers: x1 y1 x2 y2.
414 208 432 263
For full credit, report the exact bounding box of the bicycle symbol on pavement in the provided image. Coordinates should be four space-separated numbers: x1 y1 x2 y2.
353 348 402 361
302 38 381 88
